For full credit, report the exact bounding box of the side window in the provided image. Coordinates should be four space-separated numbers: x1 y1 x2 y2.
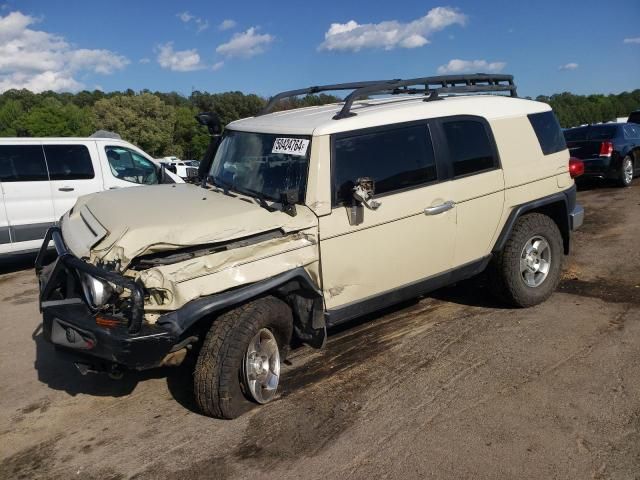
442 120 497 177
0 145 49 182
528 111 567 155
105 146 158 184
623 124 640 140
43 145 94 180
333 123 437 205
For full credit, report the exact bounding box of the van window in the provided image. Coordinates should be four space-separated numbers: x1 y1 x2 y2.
44 145 95 180
0 145 49 182
105 146 158 184
333 123 437 205
528 111 567 155
442 120 497 176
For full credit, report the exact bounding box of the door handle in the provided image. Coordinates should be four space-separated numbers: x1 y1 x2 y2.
424 200 455 216
58 187 74 192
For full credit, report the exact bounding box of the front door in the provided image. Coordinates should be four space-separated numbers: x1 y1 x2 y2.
319 121 456 320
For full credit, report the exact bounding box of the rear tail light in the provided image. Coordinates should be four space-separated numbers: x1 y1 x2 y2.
599 141 613 157
569 157 585 178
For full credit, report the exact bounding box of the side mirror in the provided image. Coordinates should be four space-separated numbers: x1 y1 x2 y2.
195 112 222 136
352 177 380 210
195 111 223 184
347 177 380 226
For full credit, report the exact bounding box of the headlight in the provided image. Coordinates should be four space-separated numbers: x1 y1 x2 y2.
80 273 114 308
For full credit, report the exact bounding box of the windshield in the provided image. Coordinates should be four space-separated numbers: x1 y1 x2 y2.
209 130 310 202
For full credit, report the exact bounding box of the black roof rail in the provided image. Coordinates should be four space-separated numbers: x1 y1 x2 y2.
257 74 517 120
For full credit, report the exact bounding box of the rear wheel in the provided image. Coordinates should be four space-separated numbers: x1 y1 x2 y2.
618 155 634 187
489 213 564 307
194 296 293 419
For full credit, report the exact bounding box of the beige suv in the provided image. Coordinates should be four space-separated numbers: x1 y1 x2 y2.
37 74 584 419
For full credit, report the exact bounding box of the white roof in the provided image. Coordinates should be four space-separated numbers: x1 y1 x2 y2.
228 95 551 136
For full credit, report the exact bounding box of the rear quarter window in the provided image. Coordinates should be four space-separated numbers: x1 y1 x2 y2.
0 145 49 182
528 111 567 155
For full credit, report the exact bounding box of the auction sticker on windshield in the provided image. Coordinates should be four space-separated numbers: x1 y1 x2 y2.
272 138 310 156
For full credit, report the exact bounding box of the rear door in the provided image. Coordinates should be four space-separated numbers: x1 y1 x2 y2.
433 116 505 266
43 142 104 219
0 184 10 252
0 143 55 251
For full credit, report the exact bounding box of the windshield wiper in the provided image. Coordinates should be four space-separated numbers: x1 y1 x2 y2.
210 176 234 195
234 186 276 212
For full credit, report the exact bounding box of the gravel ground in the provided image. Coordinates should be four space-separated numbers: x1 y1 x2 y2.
1 180 639 480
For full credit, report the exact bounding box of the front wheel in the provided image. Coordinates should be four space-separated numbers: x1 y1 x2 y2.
489 213 564 307
618 155 634 187
194 296 293 419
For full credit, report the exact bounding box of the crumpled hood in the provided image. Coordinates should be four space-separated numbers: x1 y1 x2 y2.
61 183 318 268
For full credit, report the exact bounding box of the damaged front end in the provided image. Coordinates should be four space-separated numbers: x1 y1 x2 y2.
36 203 326 373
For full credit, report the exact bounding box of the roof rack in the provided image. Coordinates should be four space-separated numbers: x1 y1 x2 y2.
257 74 517 120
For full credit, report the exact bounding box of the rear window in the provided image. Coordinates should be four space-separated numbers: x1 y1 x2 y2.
586 125 618 140
442 120 497 177
333 123 437 205
44 145 95 180
565 125 619 142
528 111 566 155
0 145 49 182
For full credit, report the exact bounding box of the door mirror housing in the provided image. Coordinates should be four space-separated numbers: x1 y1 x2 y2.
348 177 380 226
352 177 381 210
195 112 223 184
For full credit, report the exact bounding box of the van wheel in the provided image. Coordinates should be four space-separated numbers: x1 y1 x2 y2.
194 297 293 419
618 156 634 187
489 213 563 307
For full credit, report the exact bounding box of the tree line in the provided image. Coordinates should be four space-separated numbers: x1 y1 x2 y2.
0 88 638 161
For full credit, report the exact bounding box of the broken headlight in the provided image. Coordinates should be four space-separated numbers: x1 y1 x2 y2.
80 273 114 309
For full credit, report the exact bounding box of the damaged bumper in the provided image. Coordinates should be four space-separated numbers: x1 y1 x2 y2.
36 227 177 371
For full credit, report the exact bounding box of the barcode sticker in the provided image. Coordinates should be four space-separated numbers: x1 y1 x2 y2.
272 138 310 156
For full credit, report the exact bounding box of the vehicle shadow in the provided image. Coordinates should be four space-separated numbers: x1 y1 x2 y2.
0 252 40 275
31 275 506 409
32 322 170 398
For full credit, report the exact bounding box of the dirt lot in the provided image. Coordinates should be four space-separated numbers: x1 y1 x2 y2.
1 181 639 480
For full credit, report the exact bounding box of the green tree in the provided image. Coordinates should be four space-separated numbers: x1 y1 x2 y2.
15 97 95 136
93 93 175 156
0 99 25 136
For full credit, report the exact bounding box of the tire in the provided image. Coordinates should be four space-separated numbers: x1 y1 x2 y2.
194 296 293 419
618 155 634 187
488 213 564 308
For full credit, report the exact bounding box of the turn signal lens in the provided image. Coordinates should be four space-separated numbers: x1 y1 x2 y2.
569 157 585 178
95 315 124 328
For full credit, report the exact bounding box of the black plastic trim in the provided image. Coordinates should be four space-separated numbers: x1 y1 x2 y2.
492 185 577 254
156 267 322 336
325 256 491 327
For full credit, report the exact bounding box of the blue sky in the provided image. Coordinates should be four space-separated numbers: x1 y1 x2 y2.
0 0 638 98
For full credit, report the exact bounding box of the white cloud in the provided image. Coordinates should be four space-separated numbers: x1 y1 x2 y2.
0 11 129 92
558 62 579 71
437 59 506 74
139 57 150 64
177 11 209 33
623 37 640 44
212 61 224 71
216 27 274 58
156 42 205 71
319 7 466 52
219 19 236 31
177 11 194 23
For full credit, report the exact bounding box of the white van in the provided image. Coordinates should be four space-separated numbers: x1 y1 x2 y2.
0 137 183 255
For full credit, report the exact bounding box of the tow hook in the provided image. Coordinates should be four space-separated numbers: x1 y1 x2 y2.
74 362 124 380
